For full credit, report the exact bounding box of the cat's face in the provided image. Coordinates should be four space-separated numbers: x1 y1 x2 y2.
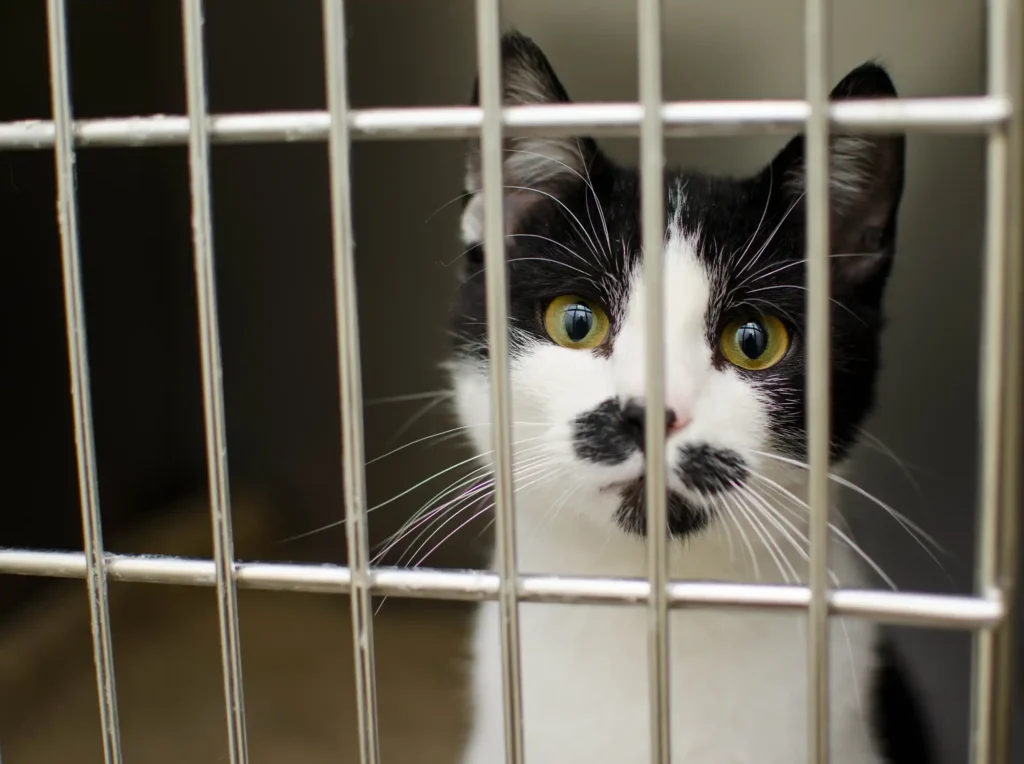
448 33 905 538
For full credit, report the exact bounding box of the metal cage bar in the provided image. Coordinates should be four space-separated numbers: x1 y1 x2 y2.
321 1 382 762
971 0 1023 759
803 0 832 760
180 1 250 761
475 2 527 762
989 0 1024 741
44 2 123 762
989 48 1023 753
637 1 672 762
0 550 1008 628
0 97 1011 150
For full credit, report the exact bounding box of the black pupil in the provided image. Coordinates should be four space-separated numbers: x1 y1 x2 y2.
736 321 768 359
564 303 594 342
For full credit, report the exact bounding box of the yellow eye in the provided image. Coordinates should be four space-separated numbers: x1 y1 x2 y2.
544 295 610 349
720 314 790 371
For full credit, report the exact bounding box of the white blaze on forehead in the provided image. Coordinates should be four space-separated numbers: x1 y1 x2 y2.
611 231 713 418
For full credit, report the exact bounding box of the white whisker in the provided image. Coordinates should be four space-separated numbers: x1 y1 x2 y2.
751 449 946 559
505 184 603 262
718 498 761 580
750 472 899 591
409 464 564 569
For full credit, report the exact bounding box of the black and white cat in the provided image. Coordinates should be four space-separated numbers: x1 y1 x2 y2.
447 31 931 764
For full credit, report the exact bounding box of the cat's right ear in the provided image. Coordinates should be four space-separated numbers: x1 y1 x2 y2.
461 31 598 248
763 62 906 293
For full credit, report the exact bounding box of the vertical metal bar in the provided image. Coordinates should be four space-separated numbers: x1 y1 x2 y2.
475 2 525 762
180 2 249 761
321 2 381 762
45 3 123 763
804 0 832 760
638 1 671 762
990 47 1022 754
970 0 1021 759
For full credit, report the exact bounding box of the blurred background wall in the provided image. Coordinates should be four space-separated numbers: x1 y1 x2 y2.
1 1 1020 762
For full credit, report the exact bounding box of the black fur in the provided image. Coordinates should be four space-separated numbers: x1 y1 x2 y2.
674 444 749 494
613 478 708 537
572 398 637 465
872 637 935 763
572 397 679 463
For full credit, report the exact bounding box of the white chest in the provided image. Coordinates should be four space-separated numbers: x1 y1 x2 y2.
461 597 883 764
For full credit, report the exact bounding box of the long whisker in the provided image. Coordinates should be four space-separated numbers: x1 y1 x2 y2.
383 392 453 450
737 484 866 727
387 450 555 557
750 449 946 557
575 139 613 260
505 146 612 262
750 472 899 590
750 480 871 737
383 479 494 566
738 485 808 558
504 184 603 262
742 252 869 287
364 390 452 406
423 190 474 226
279 436 550 544
733 164 773 278
745 283 867 326
505 232 591 266
367 422 550 467
368 436 548 516
728 490 795 583
854 428 928 499
408 463 564 569
379 448 553 563
731 192 805 288
719 498 761 580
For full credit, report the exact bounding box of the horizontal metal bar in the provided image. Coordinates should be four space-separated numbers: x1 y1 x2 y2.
0 548 1003 628
0 97 1009 150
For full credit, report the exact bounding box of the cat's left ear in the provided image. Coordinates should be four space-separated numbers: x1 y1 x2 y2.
768 62 906 286
461 31 600 246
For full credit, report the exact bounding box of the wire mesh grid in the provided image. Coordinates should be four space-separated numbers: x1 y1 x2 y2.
0 0 1020 763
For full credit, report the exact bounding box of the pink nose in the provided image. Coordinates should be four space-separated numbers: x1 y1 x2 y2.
669 413 693 432
621 400 691 449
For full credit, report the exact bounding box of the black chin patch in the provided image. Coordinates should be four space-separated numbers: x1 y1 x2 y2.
613 479 708 538
674 444 748 495
572 398 636 465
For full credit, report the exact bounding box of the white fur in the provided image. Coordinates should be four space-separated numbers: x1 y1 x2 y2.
450 230 883 763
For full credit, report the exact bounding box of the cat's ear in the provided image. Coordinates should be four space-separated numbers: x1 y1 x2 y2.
767 62 906 287
461 31 598 245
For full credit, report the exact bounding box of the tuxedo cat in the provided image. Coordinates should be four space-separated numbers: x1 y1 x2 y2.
447 31 932 764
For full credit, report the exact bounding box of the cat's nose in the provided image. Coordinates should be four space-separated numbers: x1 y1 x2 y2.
621 399 686 450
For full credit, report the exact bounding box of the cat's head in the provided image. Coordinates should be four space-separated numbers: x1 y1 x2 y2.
448 32 904 538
